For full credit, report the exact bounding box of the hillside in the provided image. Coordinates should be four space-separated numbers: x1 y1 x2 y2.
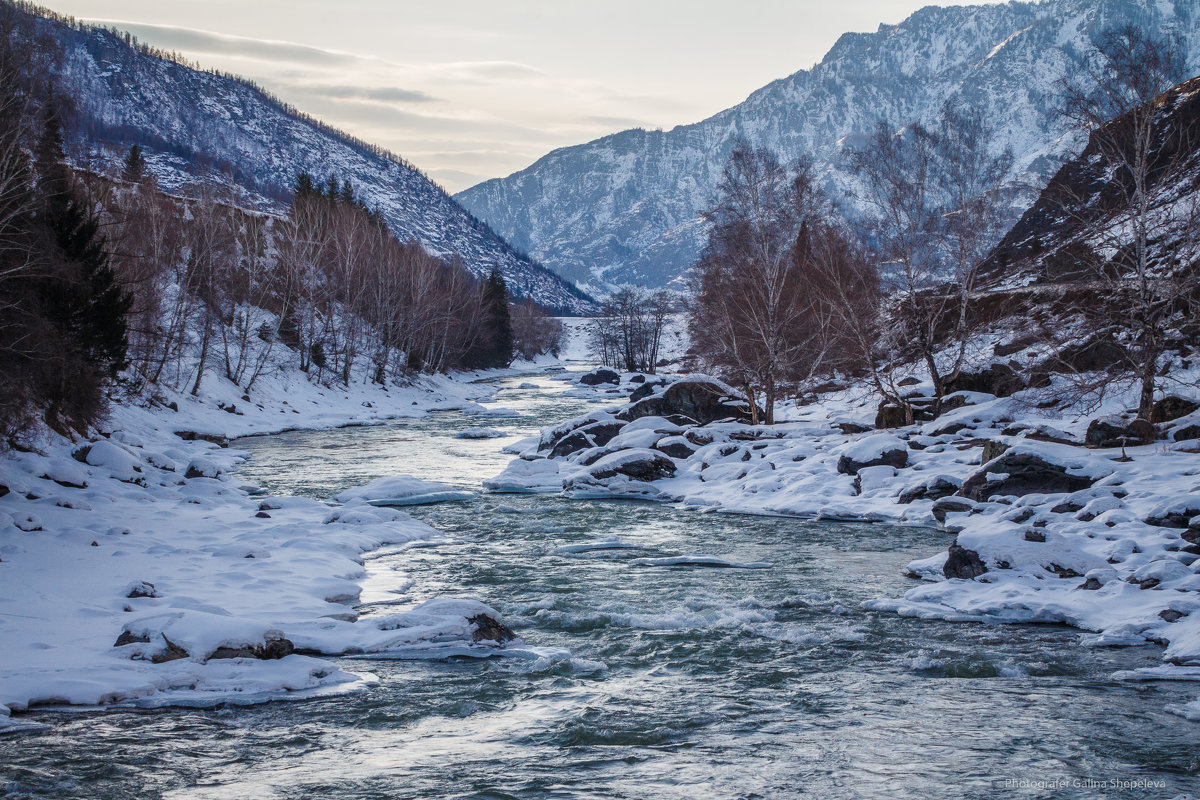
27 6 593 313
455 0 1200 292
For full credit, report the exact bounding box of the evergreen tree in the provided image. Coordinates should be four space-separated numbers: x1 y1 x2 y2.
294 171 318 199
481 266 513 367
121 143 146 183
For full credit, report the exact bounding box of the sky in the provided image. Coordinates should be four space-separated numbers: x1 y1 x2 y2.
42 1 1004 193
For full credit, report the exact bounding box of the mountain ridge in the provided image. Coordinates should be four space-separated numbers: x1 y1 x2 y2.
455 0 1200 292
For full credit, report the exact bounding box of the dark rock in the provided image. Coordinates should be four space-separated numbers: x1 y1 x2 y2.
628 374 646 384
897 376 921 387
684 430 715 447
1160 609 1186 623
981 440 1010 464
932 497 976 523
71 445 92 464
209 634 294 661
126 581 158 599
1077 577 1103 590
1024 529 1046 542
943 544 988 579
1151 396 1200 424
1085 417 1156 448
151 634 190 663
174 430 230 447
619 379 758 426
549 430 593 459
836 447 907 476
588 452 677 482
113 630 150 647
898 475 961 504
579 368 620 386
469 614 516 644
837 422 872 435
1145 501 1200 529
655 438 696 459
1051 501 1084 514
0 484 7 499
1047 564 1082 578
255 511 271 519
1138 578 1161 590
959 452 1095 502
628 382 660 402
1039 338 1126 374
810 381 847 394
1183 529 1200 544
944 362 1026 398
1173 424 1200 442
930 422 971 436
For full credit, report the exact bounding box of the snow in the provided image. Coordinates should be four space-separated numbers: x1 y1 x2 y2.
455 427 505 439
0 365 536 728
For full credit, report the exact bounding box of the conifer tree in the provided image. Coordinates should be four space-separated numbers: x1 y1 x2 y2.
480 266 513 367
121 143 146 183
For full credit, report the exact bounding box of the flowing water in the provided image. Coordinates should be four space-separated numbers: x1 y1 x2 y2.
3 372 1198 799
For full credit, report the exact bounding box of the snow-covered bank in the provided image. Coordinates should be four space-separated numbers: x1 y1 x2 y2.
488 369 1200 719
0 366 561 732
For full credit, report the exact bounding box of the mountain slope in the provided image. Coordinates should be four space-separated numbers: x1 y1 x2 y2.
33 9 593 313
456 0 1200 291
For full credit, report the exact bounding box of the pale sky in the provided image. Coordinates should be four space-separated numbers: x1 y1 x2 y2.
44 1 1004 192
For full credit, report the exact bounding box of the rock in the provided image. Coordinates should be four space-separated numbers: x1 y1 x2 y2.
588 451 677 482
1173 423 1200 442
932 497 976 523
959 451 1095 502
1159 609 1186 623
654 436 697 459
628 382 657 402
184 458 222 479
1038 338 1126 374
898 475 962 504
151 634 190 664
1145 499 1200 529
1085 417 1156 448
836 434 908 475
255 511 271 518
469 614 516 644
126 581 158 599
1077 577 1103 590
810 380 847 394
837 422 872 435
944 362 1026 398
628 374 646 384
618 378 758 426
548 421 624 458
980 440 1010 464
208 633 294 661
943 544 988 579
897 376 921 387
173 430 230 447
579 368 620 386
1024 529 1046 542
113 630 150 647
1151 396 1200 424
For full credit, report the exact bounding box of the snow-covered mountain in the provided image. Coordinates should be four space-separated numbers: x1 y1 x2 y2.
35 12 593 314
455 0 1200 292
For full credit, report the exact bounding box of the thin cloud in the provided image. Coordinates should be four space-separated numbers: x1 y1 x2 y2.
87 19 361 67
307 85 439 104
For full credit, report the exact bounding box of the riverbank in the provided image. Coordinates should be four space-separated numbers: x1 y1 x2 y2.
0 364 574 732
490 369 1200 721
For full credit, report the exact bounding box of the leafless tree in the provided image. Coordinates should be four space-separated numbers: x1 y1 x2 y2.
588 287 672 374
511 299 564 360
1052 25 1198 421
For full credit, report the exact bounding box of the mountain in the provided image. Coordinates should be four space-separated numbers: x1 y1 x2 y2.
28 7 593 314
985 74 1200 288
455 0 1200 293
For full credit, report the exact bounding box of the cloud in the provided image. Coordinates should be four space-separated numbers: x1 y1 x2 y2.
306 85 439 104
88 19 361 67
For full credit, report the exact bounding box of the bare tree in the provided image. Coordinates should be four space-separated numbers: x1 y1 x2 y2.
511 298 564 360
588 287 672 374
1053 26 1197 421
688 144 834 423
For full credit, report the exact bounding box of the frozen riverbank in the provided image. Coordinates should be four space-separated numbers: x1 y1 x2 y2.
489 369 1200 720
0 365 565 731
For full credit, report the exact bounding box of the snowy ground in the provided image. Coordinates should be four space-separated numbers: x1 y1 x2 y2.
0 363 561 732
489 366 1200 722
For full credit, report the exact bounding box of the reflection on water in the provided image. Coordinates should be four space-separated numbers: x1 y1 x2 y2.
2 371 1197 799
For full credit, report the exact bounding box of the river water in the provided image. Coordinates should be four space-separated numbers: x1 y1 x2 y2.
3 372 1198 799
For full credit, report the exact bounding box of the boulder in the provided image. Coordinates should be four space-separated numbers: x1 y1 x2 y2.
993 333 1040 357
654 436 697 459
980 440 1010 464
209 633 295 661
1145 498 1200 529
174 430 229 448
629 381 666 403
1084 417 1156 448
547 420 624 458
618 378 758 426
959 451 1095 501
579 368 620 386
932 497 977 523
898 475 962 504
587 450 677 482
469 614 516 644
944 362 1026 398
1152 396 1200 424
836 434 908 475
943 543 988 579
184 458 223 479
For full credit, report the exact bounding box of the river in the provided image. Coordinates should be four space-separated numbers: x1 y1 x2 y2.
3 371 1197 799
